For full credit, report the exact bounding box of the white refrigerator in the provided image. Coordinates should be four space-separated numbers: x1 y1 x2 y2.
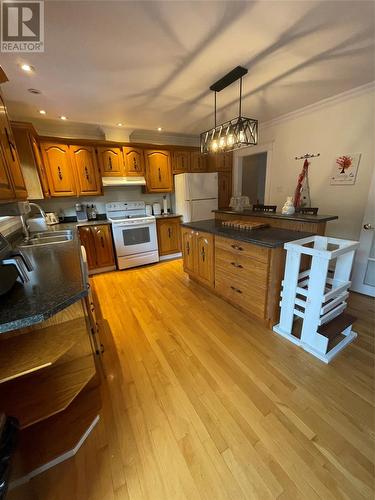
174 172 218 222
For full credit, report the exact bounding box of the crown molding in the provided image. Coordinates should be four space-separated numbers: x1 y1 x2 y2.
130 129 199 147
261 81 375 130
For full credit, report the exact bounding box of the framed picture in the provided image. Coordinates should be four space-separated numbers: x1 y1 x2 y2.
330 153 361 185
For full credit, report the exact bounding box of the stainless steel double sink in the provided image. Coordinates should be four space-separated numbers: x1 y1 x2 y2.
19 229 74 247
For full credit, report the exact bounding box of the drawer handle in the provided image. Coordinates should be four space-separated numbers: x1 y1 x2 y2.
231 244 243 251
84 166 90 181
108 156 112 169
230 262 243 269
201 247 205 262
186 242 190 255
57 165 63 180
230 285 243 294
133 157 137 170
158 168 162 182
168 227 172 238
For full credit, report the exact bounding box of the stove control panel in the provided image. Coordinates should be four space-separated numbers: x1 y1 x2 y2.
106 201 145 211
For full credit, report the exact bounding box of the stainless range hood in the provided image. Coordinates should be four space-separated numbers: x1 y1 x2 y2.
102 176 146 187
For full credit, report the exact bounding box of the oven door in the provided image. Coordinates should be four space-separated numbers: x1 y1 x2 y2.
112 221 158 256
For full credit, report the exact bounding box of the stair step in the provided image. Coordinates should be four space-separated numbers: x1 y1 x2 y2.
318 312 357 341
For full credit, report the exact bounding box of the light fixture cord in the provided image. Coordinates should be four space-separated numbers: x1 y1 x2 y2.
239 77 242 117
214 91 217 128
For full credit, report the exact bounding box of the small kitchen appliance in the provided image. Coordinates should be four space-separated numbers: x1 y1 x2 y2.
106 201 159 270
75 203 88 223
152 203 161 216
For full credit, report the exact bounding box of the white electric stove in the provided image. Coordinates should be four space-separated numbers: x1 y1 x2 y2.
106 201 159 269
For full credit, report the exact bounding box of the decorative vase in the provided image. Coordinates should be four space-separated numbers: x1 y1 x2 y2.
282 196 295 215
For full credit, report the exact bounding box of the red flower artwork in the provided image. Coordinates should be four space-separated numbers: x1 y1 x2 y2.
336 155 352 174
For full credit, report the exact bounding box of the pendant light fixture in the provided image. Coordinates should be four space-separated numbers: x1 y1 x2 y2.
200 66 258 154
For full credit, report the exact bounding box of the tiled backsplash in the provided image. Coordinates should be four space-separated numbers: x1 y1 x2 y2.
33 187 173 217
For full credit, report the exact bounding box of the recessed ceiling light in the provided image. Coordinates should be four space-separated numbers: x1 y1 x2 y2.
28 88 41 94
21 63 34 72
117 123 123 126
39 110 46 115
60 116 67 120
157 127 162 131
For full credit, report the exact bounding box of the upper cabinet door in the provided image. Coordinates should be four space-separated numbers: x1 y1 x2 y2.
41 143 77 197
144 150 173 192
0 95 27 199
0 144 15 200
30 134 50 198
172 151 190 174
190 151 208 172
97 147 124 177
71 145 102 196
123 147 145 176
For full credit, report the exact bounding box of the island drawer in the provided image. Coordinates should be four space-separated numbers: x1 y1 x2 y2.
215 236 269 263
215 248 268 288
215 265 267 319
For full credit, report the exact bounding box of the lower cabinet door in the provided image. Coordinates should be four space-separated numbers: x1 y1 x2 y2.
78 226 97 270
157 218 181 255
91 224 115 268
196 231 214 287
181 228 196 275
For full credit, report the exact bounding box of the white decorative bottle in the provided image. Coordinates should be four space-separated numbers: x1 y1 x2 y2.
282 196 295 215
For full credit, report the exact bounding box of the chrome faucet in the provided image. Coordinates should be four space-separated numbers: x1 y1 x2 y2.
21 202 47 242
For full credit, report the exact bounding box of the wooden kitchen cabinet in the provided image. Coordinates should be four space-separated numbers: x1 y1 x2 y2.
0 94 27 200
190 151 208 172
97 147 124 177
215 236 269 320
41 143 77 197
218 170 232 209
181 227 214 287
181 228 196 275
144 149 173 192
0 145 14 200
208 152 233 172
172 151 190 174
70 145 102 196
12 122 50 199
78 224 115 273
123 146 145 176
156 216 181 256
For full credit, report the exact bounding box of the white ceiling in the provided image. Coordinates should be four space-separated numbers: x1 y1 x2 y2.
1 0 374 135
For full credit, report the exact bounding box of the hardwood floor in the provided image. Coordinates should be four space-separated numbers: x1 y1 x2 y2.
10 260 375 499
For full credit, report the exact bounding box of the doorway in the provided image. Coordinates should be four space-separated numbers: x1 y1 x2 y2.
351 169 375 297
241 152 267 205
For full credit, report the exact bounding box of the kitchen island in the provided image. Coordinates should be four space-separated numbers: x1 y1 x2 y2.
181 219 315 326
214 209 338 234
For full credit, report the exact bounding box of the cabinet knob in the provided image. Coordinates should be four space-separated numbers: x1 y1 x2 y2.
57 166 63 180
231 244 243 251
168 227 172 238
158 168 162 182
85 166 90 181
108 156 112 169
186 242 190 255
230 262 243 268
230 285 242 294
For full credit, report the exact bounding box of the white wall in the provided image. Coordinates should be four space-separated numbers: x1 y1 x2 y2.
235 83 375 240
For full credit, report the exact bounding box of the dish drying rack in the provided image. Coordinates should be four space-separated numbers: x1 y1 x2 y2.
221 220 269 230
273 235 359 363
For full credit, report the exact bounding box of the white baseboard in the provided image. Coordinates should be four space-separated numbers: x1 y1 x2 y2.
9 415 100 490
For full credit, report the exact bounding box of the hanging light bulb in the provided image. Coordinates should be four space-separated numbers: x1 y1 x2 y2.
211 140 218 152
219 136 226 148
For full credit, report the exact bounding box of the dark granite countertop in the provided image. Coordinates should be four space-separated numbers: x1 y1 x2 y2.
181 219 314 248
0 227 87 334
214 209 338 223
